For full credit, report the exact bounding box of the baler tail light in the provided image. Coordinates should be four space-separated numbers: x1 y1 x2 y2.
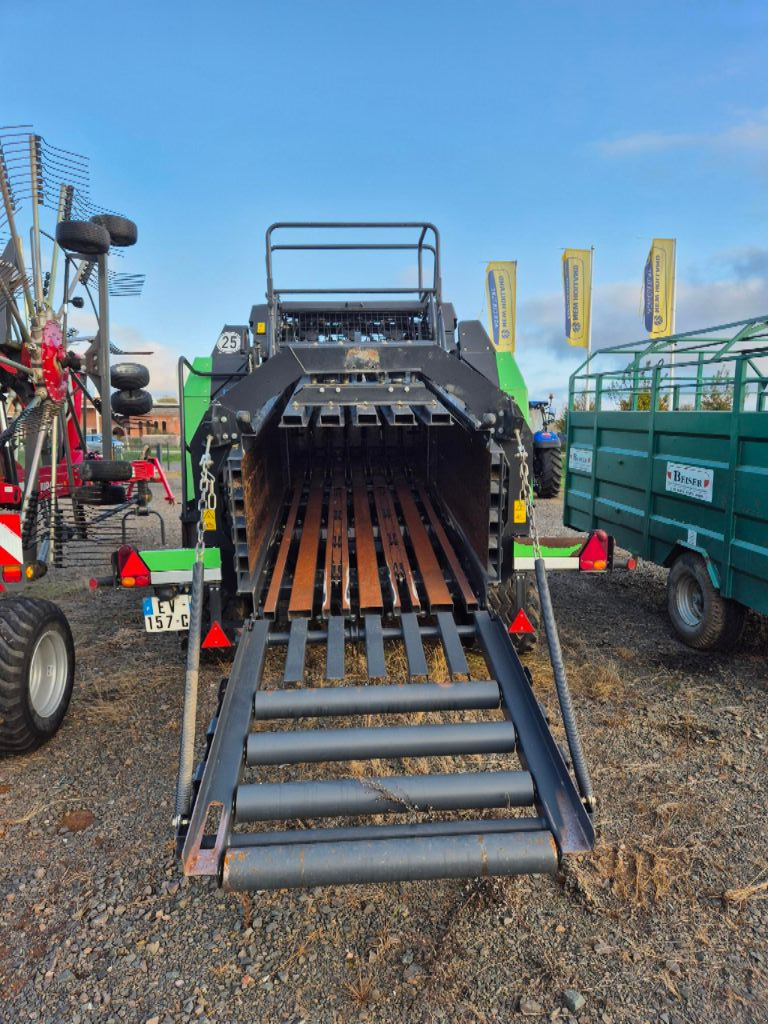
579 530 610 572
118 548 151 587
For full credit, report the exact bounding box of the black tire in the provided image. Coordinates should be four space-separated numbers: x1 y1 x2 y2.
72 484 128 506
111 388 152 417
536 447 562 498
55 220 111 256
111 362 149 390
90 214 138 248
487 574 541 654
79 460 133 482
0 597 75 753
667 552 746 651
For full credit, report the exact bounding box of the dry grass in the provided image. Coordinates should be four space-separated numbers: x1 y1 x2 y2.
345 969 374 1007
571 836 696 907
723 873 768 906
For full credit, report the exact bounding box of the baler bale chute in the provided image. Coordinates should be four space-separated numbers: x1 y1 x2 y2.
134 223 606 891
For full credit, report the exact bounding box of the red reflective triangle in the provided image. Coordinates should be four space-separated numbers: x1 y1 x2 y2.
508 608 536 635
120 549 149 578
201 621 232 649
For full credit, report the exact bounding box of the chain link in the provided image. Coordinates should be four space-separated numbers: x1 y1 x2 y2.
195 435 216 563
515 428 542 560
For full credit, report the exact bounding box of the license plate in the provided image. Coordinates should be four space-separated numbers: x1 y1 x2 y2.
143 595 190 632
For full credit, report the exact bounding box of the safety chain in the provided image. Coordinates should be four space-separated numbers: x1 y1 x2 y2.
515 428 542 560
195 435 216 563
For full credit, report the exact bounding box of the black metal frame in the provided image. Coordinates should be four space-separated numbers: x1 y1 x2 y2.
265 222 442 303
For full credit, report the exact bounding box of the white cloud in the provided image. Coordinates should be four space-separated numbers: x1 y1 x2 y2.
67 313 183 398
514 271 768 408
597 109 768 158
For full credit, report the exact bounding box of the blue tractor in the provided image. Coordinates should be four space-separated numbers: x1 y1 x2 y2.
529 397 562 498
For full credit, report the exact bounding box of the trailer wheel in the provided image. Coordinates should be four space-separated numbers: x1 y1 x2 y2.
487 575 541 654
535 448 562 498
0 598 75 753
667 552 746 651
110 362 149 390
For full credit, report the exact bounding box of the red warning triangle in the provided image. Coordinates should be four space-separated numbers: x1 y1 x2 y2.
202 621 232 649
120 549 149 578
508 608 535 635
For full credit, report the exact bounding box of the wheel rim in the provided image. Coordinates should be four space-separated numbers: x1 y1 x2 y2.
29 629 69 718
675 573 705 628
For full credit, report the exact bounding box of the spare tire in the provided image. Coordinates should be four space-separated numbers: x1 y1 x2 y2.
111 388 152 417
90 214 138 248
55 220 111 256
79 460 133 482
111 362 150 390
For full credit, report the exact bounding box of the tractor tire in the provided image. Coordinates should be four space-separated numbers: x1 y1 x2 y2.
72 484 128 506
487 574 541 654
0 597 75 753
667 552 746 651
111 388 152 417
90 214 138 248
536 447 562 498
79 460 133 482
55 220 111 256
111 362 149 390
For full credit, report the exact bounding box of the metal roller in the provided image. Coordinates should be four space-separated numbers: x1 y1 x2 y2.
223 831 558 890
235 769 535 822
246 721 516 766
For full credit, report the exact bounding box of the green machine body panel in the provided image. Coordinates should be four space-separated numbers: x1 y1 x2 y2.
182 356 213 501
495 351 531 428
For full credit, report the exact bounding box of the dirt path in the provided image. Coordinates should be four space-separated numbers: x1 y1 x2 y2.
1 493 766 1024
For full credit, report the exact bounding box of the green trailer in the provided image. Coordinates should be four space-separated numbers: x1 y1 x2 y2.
564 314 768 650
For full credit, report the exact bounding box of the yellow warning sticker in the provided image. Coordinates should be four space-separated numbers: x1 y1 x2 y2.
202 508 216 531
513 500 526 524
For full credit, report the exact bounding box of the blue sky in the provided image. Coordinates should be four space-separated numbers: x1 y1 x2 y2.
5 0 768 401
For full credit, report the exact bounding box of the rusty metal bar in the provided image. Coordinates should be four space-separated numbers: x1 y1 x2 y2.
263 483 302 617
288 473 324 617
417 485 478 609
372 477 420 611
323 473 350 615
223 830 558 890
352 469 383 613
395 478 453 610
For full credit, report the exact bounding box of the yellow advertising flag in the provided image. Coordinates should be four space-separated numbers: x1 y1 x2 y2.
644 238 676 337
562 248 592 348
485 261 516 352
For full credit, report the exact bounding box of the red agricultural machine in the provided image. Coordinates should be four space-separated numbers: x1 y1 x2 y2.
0 126 173 752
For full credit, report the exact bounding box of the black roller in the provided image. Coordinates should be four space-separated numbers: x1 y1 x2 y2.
235 770 534 822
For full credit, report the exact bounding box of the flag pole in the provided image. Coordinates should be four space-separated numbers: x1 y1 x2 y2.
593 245 598 405
669 239 677 400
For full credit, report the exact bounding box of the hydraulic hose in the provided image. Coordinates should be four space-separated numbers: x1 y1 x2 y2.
174 559 204 825
534 557 595 811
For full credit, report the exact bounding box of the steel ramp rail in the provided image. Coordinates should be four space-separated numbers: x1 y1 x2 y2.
180 611 594 890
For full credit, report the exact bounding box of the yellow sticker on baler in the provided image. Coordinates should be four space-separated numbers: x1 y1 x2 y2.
202 509 216 531
513 500 526 524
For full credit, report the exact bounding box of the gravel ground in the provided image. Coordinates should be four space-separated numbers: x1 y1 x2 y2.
1 485 767 1024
